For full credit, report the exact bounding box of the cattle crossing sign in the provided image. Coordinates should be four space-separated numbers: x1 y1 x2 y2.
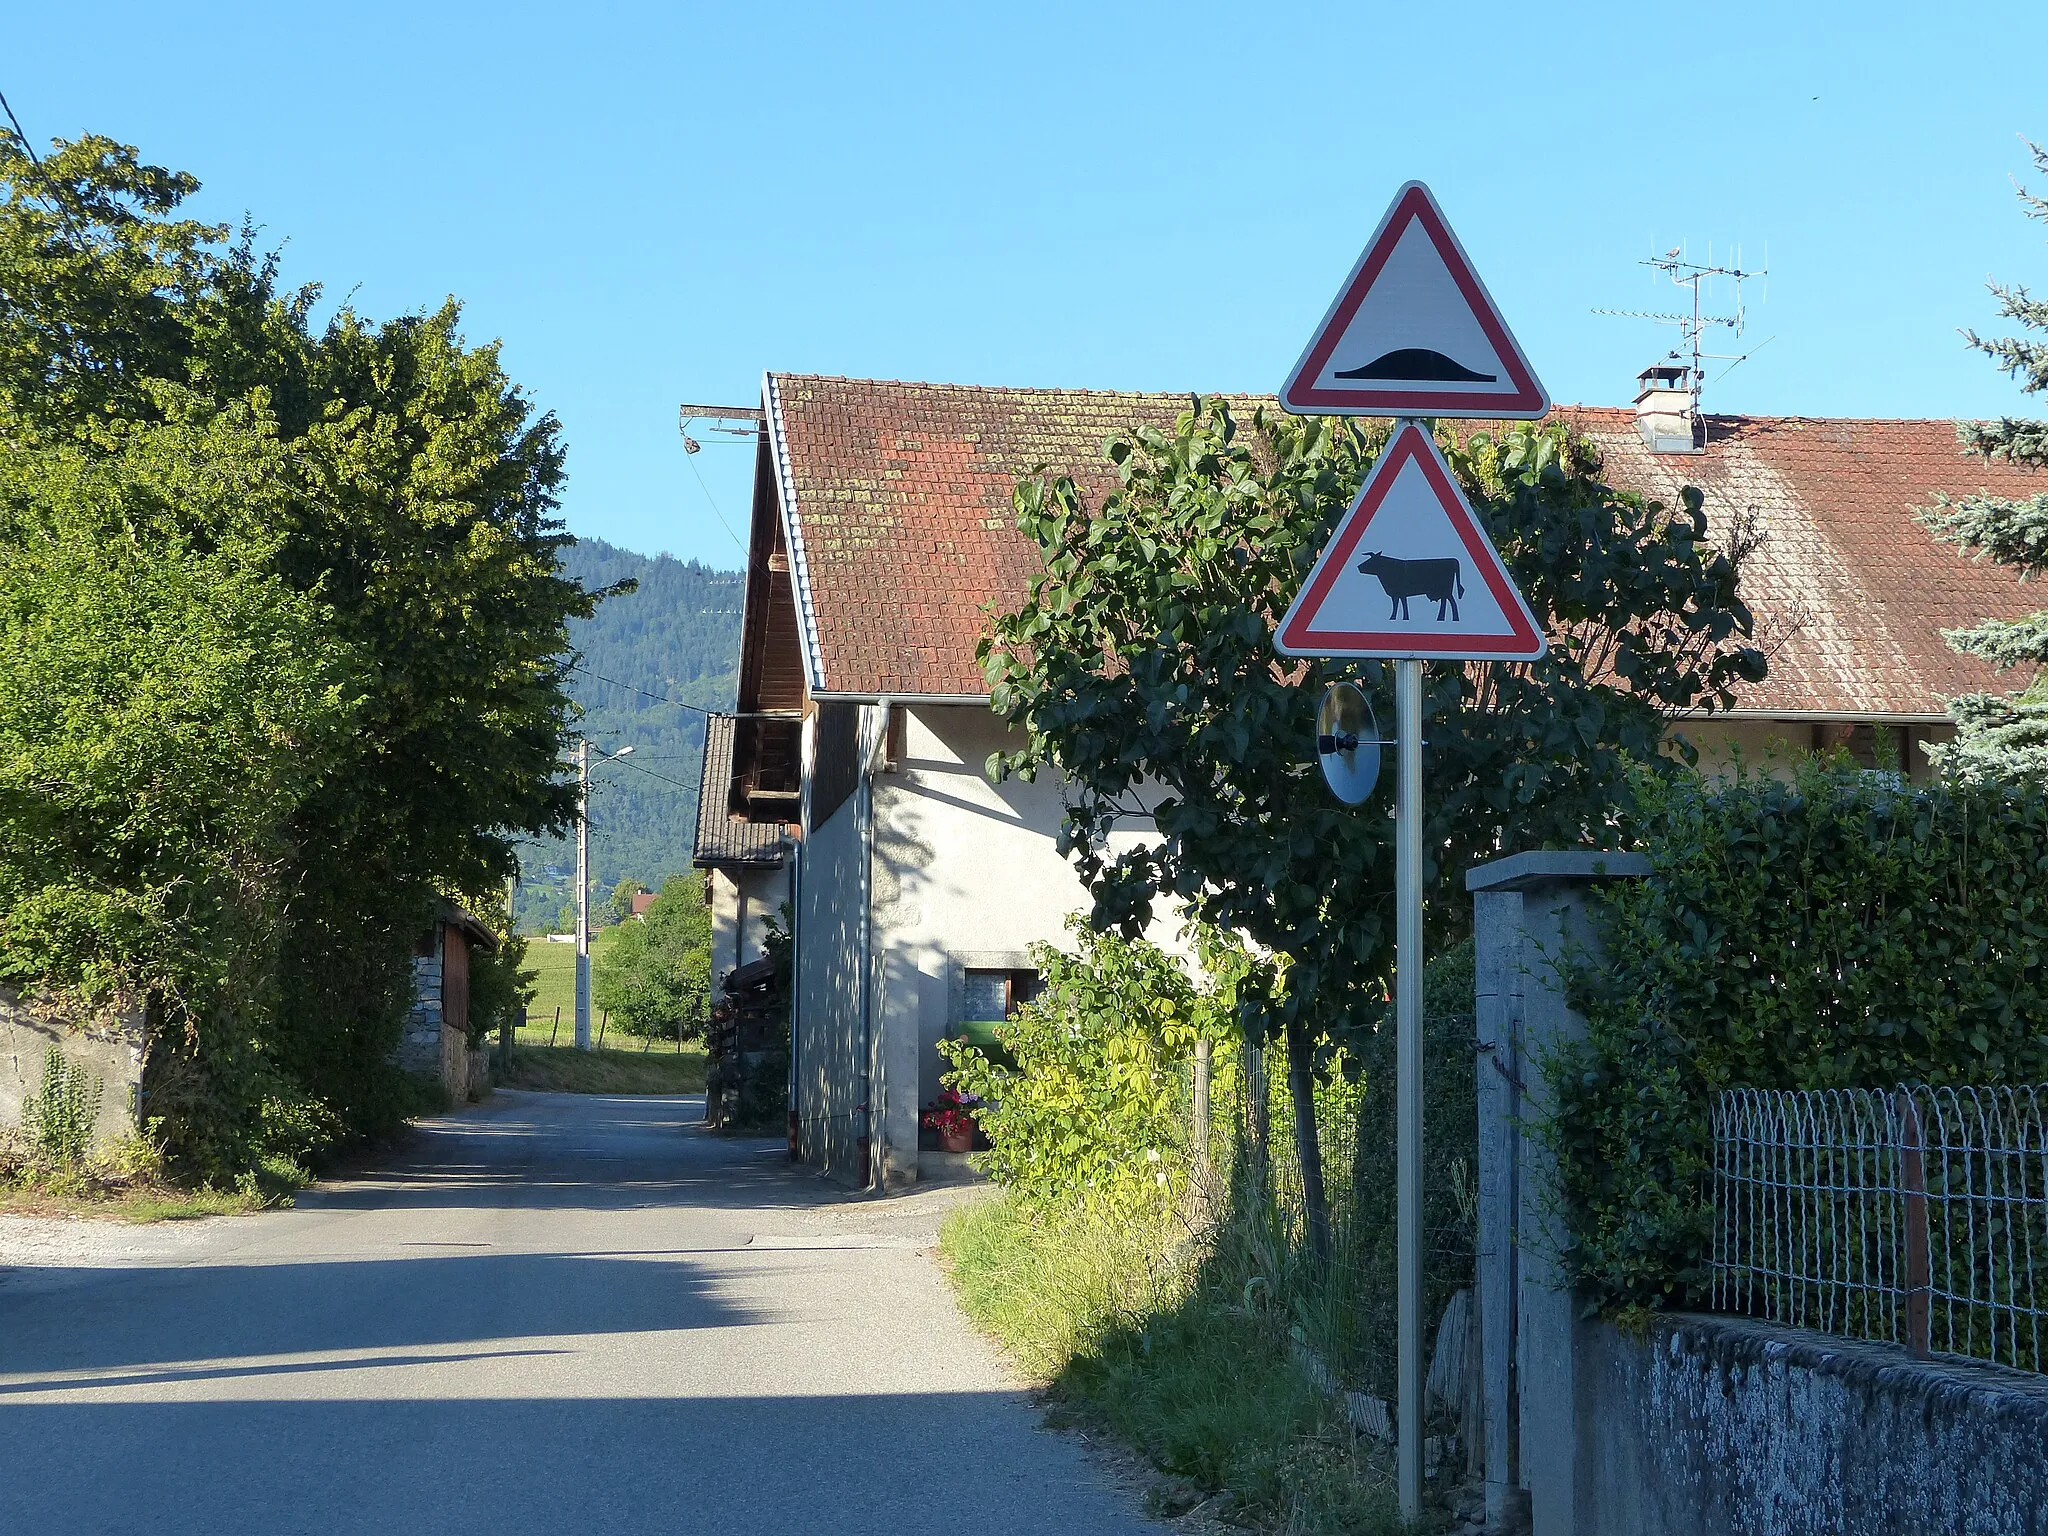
1273 421 1546 662
1274 179 1549 1526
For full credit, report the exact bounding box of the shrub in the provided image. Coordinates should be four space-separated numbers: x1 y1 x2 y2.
940 922 1231 1206
1551 759 2048 1313
467 932 534 1049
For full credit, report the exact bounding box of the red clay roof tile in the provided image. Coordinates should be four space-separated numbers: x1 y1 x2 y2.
764 375 2043 716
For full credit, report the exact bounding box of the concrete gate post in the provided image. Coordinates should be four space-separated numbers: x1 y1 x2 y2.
1467 851 1648 1536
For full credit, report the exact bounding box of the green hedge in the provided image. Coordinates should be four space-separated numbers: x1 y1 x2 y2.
1550 761 2048 1313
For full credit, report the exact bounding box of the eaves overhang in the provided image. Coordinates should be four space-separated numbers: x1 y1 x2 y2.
807 691 996 706
762 372 828 698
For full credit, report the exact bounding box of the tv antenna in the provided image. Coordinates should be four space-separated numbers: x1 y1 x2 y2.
1595 243 1771 411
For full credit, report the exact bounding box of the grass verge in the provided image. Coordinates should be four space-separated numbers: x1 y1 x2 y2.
1 1131 298 1223
497 1044 707 1095
942 1194 1423 1534
0 1178 275 1222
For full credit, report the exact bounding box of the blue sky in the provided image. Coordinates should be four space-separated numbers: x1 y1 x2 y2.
10 2 2046 567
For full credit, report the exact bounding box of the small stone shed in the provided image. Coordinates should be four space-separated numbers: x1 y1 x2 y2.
401 904 498 1103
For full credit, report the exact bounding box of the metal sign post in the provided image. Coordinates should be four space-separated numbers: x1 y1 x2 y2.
1277 180 1551 1527
1394 656 1424 1517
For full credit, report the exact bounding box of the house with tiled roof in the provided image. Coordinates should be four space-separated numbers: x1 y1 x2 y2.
697 370 2042 1188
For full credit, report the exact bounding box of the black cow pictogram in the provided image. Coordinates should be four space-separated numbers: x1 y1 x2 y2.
1356 552 1464 622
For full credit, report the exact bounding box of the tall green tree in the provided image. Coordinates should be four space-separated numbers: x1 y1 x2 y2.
592 876 712 1037
1919 139 2048 782
0 131 604 1172
0 405 353 1174
981 402 1763 1255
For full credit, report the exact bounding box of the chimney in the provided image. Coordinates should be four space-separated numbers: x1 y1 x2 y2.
1634 364 1701 453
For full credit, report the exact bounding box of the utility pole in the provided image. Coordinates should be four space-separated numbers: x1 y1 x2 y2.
573 739 634 1051
575 738 592 1051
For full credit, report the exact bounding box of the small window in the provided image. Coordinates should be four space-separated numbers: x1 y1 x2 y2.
962 968 1038 1023
956 968 1037 1061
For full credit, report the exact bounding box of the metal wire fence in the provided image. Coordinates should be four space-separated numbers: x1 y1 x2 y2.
1711 1085 2048 1374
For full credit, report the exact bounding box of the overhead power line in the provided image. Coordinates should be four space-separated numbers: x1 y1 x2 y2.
593 752 701 795
0 85 83 242
571 663 713 716
678 406 753 555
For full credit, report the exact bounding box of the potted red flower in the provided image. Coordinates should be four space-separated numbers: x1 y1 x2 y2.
922 1088 979 1153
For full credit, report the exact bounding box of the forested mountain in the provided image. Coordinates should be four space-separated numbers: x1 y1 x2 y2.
514 538 744 932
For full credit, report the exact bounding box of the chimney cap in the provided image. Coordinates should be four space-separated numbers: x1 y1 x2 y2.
1636 362 1692 390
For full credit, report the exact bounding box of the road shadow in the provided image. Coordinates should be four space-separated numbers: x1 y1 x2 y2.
298 1092 830 1217
0 1394 1151 1536
0 1248 763 1378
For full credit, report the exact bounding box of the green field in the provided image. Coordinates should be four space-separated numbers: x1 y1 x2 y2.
512 928 699 1053
499 1044 708 1094
515 928 637 1047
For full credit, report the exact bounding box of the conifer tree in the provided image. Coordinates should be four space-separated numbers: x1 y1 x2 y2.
1921 141 2048 781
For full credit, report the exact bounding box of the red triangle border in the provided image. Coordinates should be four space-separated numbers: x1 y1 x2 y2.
1281 183 1548 419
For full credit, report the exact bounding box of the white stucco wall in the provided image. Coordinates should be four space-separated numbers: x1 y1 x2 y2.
709 862 790 997
794 793 867 1182
794 697 1961 1190
870 704 1181 1127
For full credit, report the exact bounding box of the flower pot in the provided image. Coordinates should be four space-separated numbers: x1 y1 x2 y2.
938 1123 974 1154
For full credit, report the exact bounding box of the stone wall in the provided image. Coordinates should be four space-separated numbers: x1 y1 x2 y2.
400 947 444 1073
1577 1313 2048 1536
0 989 144 1150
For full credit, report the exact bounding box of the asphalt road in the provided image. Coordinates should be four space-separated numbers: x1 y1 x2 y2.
0 1091 1157 1536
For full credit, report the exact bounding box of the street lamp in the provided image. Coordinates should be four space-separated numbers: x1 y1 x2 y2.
575 741 634 1051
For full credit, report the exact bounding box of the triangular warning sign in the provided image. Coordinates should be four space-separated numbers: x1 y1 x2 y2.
1275 423 1547 661
1280 182 1549 420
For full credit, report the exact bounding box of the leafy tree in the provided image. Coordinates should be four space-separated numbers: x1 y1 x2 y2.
0 130 603 1172
592 875 712 1037
1919 140 2048 782
940 919 1234 1207
0 402 356 1174
606 877 648 926
981 401 1762 1256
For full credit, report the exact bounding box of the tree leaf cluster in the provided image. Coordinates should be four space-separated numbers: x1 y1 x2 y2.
1550 758 2048 1314
1918 138 2048 782
980 399 1762 1053
979 399 1761 1254
0 133 599 1178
